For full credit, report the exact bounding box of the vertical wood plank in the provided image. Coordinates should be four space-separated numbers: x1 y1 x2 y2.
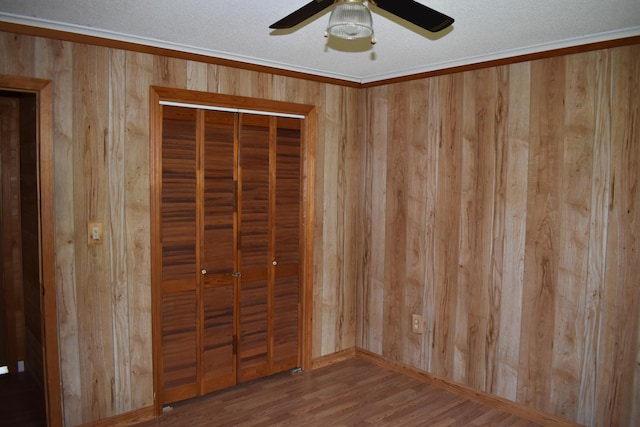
477 67 500 393
496 61 530 401
432 73 463 380
321 84 344 355
549 51 596 420
45 38 83 427
312 82 327 358
206 64 220 93
597 45 640 427
342 86 360 351
517 56 565 413
577 48 611 426
302 106 318 371
273 74 306 105
153 56 187 88
361 85 387 355
72 42 115 422
356 86 368 351
0 32 34 75
382 84 408 363
486 65 509 395
454 71 477 385
617 46 640 427
216 66 244 96
186 60 208 91
108 47 131 414
404 79 430 369
310 83 327 360
421 77 440 372
125 51 154 410
217 67 273 99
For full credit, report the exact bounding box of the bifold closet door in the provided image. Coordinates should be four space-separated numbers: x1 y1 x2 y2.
160 107 237 403
237 114 301 382
159 106 302 403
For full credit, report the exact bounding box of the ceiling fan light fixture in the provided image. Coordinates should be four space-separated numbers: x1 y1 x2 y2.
325 0 374 41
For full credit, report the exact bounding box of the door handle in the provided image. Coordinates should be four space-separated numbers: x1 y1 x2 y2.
201 269 207 275
272 260 278 266
232 272 241 278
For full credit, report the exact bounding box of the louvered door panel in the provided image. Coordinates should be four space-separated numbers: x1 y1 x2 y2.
202 286 234 391
273 118 302 372
161 106 198 403
161 292 197 391
237 114 270 383
201 111 237 393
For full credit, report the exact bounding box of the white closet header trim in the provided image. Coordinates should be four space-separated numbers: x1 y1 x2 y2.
159 101 305 119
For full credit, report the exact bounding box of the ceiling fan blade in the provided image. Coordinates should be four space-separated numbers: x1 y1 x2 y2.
269 0 335 29
374 0 454 32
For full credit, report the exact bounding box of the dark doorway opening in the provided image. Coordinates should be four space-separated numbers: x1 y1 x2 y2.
0 90 46 427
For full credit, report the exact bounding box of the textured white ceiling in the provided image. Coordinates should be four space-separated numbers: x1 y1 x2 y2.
1 0 639 83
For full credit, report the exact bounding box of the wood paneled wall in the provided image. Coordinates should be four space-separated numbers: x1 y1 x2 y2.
359 46 640 427
0 31 360 426
1 28 638 427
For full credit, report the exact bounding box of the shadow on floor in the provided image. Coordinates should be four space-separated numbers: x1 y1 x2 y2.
0 372 46 427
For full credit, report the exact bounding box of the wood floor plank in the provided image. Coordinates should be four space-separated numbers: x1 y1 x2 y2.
134 357 545 426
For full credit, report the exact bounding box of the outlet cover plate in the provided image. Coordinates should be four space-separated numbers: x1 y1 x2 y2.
412 314 424 334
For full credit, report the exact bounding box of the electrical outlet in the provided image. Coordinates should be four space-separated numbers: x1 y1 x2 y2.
412 314 423 334
88 221 103 245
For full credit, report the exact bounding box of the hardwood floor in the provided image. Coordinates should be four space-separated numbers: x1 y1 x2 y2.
135 358 544 426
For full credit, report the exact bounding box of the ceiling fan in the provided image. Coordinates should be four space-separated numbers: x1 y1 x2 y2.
269 0 454 44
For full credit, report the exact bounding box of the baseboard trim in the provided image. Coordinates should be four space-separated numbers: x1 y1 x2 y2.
355 349 582 427
79 406 155 427
311 347 357 370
